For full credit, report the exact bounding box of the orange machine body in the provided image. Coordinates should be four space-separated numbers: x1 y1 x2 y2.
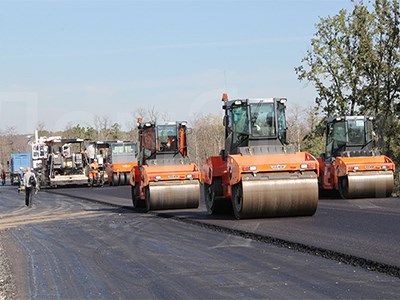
105 161 138 185
318 155 395 191
203 151 319 199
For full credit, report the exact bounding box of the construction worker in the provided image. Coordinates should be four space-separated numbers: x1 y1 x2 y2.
166 131 177 150
160 130 177 151
88 159 99 187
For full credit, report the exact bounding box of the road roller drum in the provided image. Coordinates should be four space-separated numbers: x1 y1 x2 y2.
339 171 394 199
232 174 318 219
147 180 200 210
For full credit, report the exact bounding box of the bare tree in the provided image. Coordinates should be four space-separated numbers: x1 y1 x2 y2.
127 107 171 142
0 127 32 170
94 115 111 140
286 104 307 152
188 113 224 166
36 121 50 138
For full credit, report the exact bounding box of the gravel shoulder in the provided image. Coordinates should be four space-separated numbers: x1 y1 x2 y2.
0 231 19 300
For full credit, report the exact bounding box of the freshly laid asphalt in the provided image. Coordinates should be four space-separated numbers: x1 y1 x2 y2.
0 184 399 299
50 185 400 269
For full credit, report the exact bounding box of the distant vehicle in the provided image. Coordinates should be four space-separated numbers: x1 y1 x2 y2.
317 116 395 198
85 140 138 186
31 134 89 188
9 153 32 185
106 142 138 186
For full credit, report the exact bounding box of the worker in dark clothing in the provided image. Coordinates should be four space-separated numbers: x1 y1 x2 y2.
1 169 5 186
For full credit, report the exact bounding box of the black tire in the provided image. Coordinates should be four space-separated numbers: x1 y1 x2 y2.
144 186 151 212
119 173 126 186
204 181 232 215
339 176 349 199
231 183 244 220
125 173 130 185
112 173 119 186
131 185 145 209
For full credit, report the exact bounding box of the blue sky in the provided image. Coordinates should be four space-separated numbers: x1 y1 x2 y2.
0 0 354 134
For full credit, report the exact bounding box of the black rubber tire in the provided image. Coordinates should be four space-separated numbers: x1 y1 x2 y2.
125 173 130 185
231 183 244 220
144 186 151 212
204 181 232 215
339 176 349 199
112 173 119 186
131 185 144 209
119 173 125 186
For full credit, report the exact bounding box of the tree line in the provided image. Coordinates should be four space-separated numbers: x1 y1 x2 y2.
0 106 321 170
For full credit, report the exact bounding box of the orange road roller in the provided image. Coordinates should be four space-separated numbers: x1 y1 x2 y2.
202 94 319 219
130 120 200 211
317 116 395 198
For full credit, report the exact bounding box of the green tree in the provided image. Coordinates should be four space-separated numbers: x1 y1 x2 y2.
109 123 122 140
296 0 400 157
85 126 97 141
64 124 97 140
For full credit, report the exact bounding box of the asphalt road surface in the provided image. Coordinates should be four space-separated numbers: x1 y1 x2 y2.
0 184 399 299
52 185 400 269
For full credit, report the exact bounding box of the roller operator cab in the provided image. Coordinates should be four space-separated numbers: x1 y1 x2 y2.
130 120 201 211
202 94 319 219
318 116 395 198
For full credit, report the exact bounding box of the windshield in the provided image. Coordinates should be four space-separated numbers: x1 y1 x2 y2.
232 106 249 135
124 143 138 157
332 119 368 146
112 143 138 155
327 118 372 157
157 125 178 152
250 103 275 137
230 105 250 147
365 120 374 144
347 119 366 145
333 122 347 145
